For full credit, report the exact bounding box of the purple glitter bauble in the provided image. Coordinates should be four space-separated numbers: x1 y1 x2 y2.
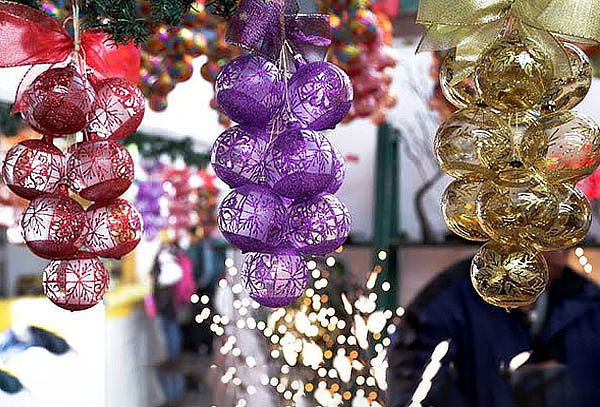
264 129 335 200
211 126 268 188
217 184 286 252
215 54 285 128
288 61 353 131
326 146 345 194
288 193 351 256
241 249 308 308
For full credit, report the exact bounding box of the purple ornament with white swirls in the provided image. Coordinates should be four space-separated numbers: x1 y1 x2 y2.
326 146 345 194
215 54 286 128
264 129 336 200
217 184 286 252
288 61 353 131
288 193 351 256
241 249 308 307
211 126 268 188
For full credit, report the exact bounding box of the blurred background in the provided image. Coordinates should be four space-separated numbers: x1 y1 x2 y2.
1 0 600 406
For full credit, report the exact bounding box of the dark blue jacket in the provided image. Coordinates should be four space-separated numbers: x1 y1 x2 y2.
387 259 600 407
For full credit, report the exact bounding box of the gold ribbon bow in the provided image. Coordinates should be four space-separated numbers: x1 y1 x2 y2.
416 0 600 81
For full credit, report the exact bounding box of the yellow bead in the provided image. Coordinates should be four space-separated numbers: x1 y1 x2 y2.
520 110 600 183
534 184 591 251
475 34 553 111
439 49 481 109
477 177 559 246
471 242 548 308
434 108 514 180
441 180 489 241
540 43 592 113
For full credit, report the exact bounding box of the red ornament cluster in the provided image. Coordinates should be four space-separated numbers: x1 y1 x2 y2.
2 65 146 312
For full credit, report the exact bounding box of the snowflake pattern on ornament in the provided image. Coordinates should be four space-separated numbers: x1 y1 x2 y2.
86 78 145 140
2 140 65 200
84 199 143 259
43 254 110 311
264 129 336 199
22 194 85 245
289 62 353 130
215 54 285 126
67 140 134 201
288 193 351 256
211 126 268 187
241 251 308 308
217 185 286 252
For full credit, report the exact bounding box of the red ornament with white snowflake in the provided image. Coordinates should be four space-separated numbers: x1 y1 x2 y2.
42 251 110 311
84 198 143 259
21 66 96 137
86 77 145 140
66 139 134 202
21 191 86 259
2 138 66 200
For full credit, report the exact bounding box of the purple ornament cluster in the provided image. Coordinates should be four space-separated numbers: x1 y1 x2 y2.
211 52 353 308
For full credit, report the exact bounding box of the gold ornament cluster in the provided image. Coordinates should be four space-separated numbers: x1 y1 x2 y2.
437 24 599 308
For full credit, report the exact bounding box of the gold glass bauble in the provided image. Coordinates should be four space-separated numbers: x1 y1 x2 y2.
475 34 553 111
476 177 559 245
520 110 600 183
440 49 481 109
471 242 548 308
434 108 514 180
540 43 592 113
534 184 591 251
441 180 488 241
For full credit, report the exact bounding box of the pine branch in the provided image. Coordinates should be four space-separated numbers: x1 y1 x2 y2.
205 0 238 18
85 0 149 45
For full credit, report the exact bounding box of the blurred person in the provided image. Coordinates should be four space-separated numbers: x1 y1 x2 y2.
387 251 600 407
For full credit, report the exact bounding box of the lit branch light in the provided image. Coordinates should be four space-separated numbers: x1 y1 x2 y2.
195 253 402 406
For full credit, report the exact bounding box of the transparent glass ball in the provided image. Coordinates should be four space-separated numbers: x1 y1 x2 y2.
471 242 548 308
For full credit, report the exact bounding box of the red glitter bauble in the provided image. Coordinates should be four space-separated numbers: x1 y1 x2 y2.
86 78 145 140
2 139 66 200
22 66 95 136
84 198 143 259
21 192 86 259
42 252 110 311
66 139 134 202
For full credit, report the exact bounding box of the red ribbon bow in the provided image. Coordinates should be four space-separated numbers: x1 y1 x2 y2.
0 3 140 111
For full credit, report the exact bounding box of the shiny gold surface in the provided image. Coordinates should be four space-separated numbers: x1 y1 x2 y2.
441 180 489 242
471 242 548 308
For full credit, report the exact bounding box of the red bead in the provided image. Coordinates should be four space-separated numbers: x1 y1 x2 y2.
86 78 145 140
2 139 66 200
22 193 86 259
22 66 95 136
42 252 110 311
84 198 143 259
66 139 134 202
